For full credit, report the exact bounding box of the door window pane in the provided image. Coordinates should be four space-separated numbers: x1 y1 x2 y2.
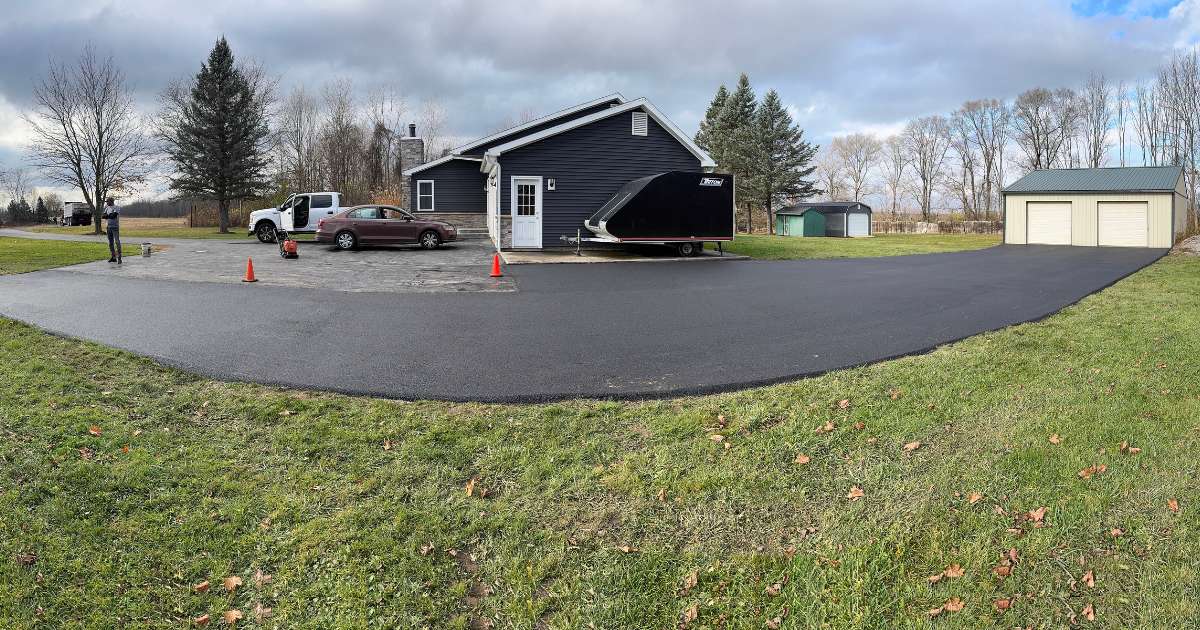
311 194 333 209
517 183 536 216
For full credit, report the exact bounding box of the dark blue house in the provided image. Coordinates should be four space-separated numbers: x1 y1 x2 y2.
403 94 716 249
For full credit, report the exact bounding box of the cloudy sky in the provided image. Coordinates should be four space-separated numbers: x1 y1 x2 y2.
2 0 1200 200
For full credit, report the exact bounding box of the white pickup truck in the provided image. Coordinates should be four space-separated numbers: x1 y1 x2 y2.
247 192 343 242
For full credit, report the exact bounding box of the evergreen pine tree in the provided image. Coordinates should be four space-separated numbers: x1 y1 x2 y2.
694 84 728 159
717 74 758 232
160 37 271 233
35 196 48 223
746 90 820 235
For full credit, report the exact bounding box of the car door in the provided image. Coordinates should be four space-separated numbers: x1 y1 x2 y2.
280 196 297 231
349 207 383 242
380 207 421 243
307 194 336 230
283 195 310 231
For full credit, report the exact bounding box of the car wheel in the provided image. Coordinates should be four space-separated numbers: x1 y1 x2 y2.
256 222 277 243
419 230 442 249
675 242 698 257
335 231 357 251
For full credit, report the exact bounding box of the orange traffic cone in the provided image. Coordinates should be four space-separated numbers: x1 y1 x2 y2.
489 253 503 278
242 257 258 283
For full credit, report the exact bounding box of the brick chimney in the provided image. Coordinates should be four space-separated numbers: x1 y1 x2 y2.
398 123 425 210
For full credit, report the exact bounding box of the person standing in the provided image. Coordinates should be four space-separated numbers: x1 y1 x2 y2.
102 197 122 264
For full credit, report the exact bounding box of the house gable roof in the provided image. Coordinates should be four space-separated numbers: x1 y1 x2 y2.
401 154 483 177
777 202 872 216
482 98 717 169
1002 166 1183 193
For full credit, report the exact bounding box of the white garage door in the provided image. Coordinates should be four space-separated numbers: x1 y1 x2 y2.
1097 202 1148 247
1027 202 1072 245
848 213 870 237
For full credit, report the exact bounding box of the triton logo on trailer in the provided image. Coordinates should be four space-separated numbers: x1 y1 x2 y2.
699 177 724 187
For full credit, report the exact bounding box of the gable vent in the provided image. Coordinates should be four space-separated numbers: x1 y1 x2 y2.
631 111 648 136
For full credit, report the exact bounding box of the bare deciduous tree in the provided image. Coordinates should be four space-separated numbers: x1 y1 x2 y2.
829 133 881 202
1115 79 1128 167
1080 73 1112 168
813 148 844 201
957 99 1008 218
417 99 450 162
1 166 31 205
1012 87 1076 171
277 85 322 192
880 135 908 215
903 115 951 221
24 45 151 234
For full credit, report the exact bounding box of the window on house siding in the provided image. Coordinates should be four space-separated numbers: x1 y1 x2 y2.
632 112 648 136
417 180 435 211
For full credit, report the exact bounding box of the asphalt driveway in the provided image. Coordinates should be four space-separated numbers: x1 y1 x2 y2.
0 244 1166 401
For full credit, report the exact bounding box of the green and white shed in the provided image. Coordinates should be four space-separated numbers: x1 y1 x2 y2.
775 207 826 236
775 202 872 237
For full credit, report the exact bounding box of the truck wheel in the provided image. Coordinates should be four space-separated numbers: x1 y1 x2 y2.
255 222 277 243
675 242 699 257
419 230 442 249
335 231 357 251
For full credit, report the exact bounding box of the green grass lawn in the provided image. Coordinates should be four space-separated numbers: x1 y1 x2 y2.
2 256 1198 628
726 233 1001 259
0 237 139 274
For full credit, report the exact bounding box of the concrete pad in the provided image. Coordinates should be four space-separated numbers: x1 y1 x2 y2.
501 247 747 264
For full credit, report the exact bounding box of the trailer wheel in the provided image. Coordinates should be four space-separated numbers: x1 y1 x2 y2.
675 242 699 257
255 222 277 243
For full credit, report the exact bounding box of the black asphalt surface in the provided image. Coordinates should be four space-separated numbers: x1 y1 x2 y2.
0 245 1166 402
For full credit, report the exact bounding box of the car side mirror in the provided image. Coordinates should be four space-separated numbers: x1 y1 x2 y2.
404 216 412 221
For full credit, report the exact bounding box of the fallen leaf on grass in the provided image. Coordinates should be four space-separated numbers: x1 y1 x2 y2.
15 552 36 566
194 613 210 626
252 602 273 623
928 597 964 617
852 421 865 430
1119 441 1142 455
382 439 392 451
222 576 242 593
1078 464 1108 480
120 444 130 454
1110 528 1125 538
278 409 293 416
944 564 964 578
78 447 93 460
1027 507 1048 525
193 580 210 593
847 486 865 501
709 434 725 443
1082 569 1095 588
765 607 789 629
837 399 851 410
903 441 922 452
1048 433 1062 445
132 429 142 437
993 564 1012 578
993 597 1012 612
888 388 903 400
794 453 811 465
656 488 667 502
681 569 699 595
617 545 638 554
765 582 783 596
465 477 477 497
222 609 243 624
252 568 272 588
816 421 835 434
1168 498 1180 513
968 492 983 504
680 603 698 626
1082 603 1096 621
88 425 102 436
419 543 434 556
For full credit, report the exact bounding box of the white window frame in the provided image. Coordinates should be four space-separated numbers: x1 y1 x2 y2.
417 180 435 212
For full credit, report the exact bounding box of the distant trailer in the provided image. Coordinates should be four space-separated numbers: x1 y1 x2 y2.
570 171 734 256
62 202 92 226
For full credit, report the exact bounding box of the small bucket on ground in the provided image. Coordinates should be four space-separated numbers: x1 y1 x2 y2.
140 243 152 257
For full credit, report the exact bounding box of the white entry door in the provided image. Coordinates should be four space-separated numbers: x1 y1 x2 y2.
1027 202 1072 245
511 177 542 248
848 213 869 237
1097 202 1148 247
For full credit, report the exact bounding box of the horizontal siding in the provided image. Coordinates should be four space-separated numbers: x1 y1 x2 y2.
459 101 620 157
499 110 702 247
408 159 486 213
1003 193 1173 247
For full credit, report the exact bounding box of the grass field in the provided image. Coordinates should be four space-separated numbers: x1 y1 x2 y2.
1 255 1198 628
23 218 317 241
726 233 1001 259
0 237 138 274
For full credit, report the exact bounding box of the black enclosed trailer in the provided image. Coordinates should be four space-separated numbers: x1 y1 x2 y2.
576 171 734 256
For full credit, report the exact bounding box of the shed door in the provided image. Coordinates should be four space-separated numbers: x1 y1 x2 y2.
511 177 542 248
1026 202 1071 245
1097 202 1148 247
848 213 869 237
825 212 846 237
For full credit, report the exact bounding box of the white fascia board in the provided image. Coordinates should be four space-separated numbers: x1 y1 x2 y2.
484 98 717 169
402 154 484 177
450 93 627 155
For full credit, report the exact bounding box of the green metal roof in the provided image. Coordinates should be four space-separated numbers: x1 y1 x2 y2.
1003 166 1182 193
